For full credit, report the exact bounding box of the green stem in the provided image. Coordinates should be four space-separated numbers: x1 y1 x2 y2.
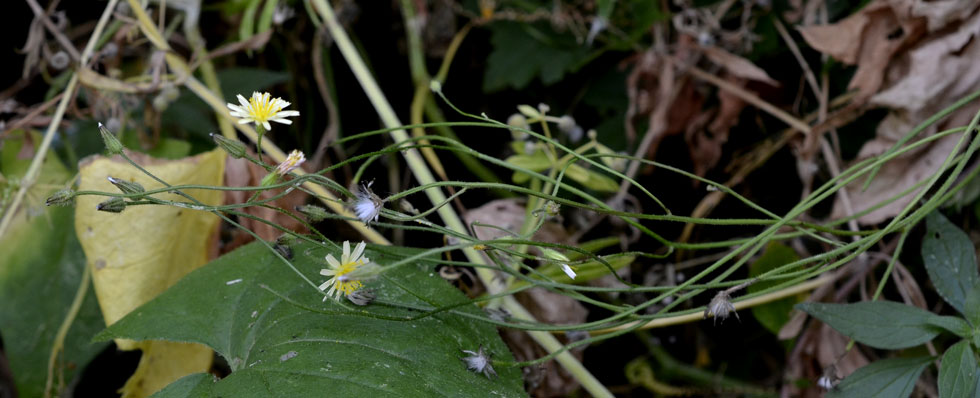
309 1 614 396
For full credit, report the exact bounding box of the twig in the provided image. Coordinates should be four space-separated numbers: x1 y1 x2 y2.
24 0 81 61
0 0 119 240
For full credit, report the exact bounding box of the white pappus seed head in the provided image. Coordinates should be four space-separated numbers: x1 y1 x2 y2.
351 181 383 224
461 346 497 379
703 290 739 325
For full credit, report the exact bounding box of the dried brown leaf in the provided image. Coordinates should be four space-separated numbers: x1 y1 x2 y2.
701 46 779 86
832 8 980 224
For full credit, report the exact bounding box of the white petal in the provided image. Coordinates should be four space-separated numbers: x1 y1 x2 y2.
237 94 249 108
560 264 576 280
318 281 330 291
276 110 300 117
320 268 334 276
237 119 253 125
351 241 366 262
325 254 340 269
342 241 351 263
261 121 272 130
269 118 293 125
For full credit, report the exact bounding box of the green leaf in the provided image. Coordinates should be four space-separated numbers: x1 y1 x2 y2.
483 22 591 91
938 340 979 398
97 241 526 396
922 211 979 315
0 206 108 397
564 164 619 192
827 356 932 398
748 243 804 335
507 153 551 184
963 282 980 327
152 373 215 397
924 316 973 338
797 301 947 349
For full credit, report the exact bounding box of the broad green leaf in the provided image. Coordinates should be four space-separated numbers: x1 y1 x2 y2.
922 211 979 315
964 282 980 327
924 316 973 338
827 356 932 398
97 241 526 397
797 301 947 349
152 373 214 397
483 22 590 91
748 243 804 335
938 340 979 398
0 205 108 398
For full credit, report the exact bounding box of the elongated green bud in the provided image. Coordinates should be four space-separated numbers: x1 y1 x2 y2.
45 189 76 207
107 176 145 197
98 122 124 155
96 197 127 213
210 133 247 159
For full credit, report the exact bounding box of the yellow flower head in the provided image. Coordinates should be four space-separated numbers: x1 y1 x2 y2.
226 92 299 130
319 241 368 301
275 150 306 176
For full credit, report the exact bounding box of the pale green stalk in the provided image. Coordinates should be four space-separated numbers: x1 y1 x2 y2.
309 1 613 395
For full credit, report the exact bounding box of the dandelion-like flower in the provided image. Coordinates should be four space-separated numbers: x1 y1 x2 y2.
318 241 369 301
226 92 299 130
275 150 306 176
351 182 383 224
461 346 497 379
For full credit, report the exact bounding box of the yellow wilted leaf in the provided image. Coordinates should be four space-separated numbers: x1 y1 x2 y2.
74 149 225 397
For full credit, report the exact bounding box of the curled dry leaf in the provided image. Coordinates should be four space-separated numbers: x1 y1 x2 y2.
798 0 927 103
700 45 779 86
832 7 980 224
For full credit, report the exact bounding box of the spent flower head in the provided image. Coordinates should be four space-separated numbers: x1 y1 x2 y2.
319 241 369 301
461 346 497 379
704 290 739 325
351 181 383 224
226 92 299 130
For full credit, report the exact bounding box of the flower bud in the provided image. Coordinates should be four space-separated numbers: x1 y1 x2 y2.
107 176 145 197
296 204 331 222
210 133 247 159
96 197 127 213
45 189 76 207
98 122 124 155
